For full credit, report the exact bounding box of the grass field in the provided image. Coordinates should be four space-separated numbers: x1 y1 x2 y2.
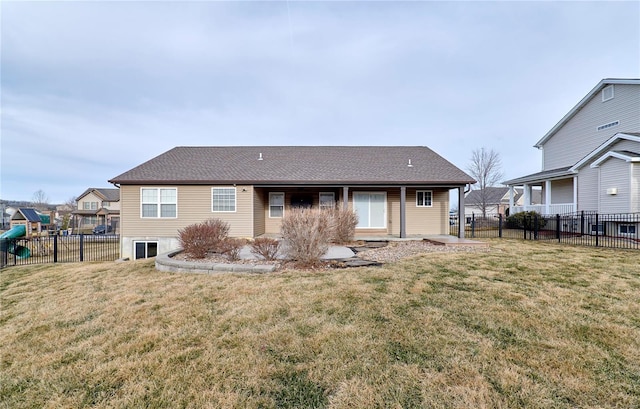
1 239 639 408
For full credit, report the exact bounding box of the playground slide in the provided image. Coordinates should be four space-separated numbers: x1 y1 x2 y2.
0 225 30 258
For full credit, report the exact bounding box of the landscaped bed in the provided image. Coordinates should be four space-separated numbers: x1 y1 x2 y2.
1 239 638 408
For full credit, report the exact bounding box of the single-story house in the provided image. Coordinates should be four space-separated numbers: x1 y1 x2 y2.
109 146 475 259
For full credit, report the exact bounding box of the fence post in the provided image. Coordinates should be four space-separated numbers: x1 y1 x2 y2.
471 213 475 238
53 234 58 263
524 215 527 240
534 215 539 240
580 210 584 236
79 234 84 262
498 214 503 238
556 214 561 242
595 213 599 247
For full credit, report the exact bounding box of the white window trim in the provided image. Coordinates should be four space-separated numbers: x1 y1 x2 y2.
269 192 285 218
211 187 237 213
319 192 336 209
619 224 637 235
140 187 178 219
353 192 387 229
416 190 433 207
602 85 614 102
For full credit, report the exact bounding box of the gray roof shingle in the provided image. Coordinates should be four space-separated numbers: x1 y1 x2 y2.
465 187 521 205
110 146 475 185
77 188 120 202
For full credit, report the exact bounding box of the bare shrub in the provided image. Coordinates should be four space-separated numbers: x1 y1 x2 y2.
329 203 359 244
280 207 333 266
178 219 230 259
250 237 281 260
219 238 245 261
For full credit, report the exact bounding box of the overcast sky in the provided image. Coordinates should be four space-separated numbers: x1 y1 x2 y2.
1 1 639 204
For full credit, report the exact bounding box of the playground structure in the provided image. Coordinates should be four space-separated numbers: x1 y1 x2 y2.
0 208 58 259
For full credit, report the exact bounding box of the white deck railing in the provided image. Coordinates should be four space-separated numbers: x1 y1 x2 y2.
512 203 575 215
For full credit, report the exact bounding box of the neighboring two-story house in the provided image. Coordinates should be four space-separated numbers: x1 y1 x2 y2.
505 79 640 217
109 146 475 260
72 188 121 233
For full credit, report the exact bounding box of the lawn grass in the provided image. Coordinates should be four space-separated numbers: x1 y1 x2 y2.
1 239 639 408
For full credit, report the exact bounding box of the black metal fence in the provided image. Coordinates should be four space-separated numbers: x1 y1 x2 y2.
451 212 640 250
1 234 120 269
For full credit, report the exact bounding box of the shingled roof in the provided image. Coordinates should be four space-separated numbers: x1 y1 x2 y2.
110 146 475 186
77 188 120 202
465 187 521 205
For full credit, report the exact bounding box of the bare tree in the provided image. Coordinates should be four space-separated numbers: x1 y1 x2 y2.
64 196 78 210
466 147 504 218
31 189 50 211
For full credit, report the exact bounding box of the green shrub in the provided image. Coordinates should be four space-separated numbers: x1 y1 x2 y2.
178 219 230 259
506 211 547 230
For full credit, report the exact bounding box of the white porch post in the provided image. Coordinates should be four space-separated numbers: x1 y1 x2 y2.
508 186 515 214
523 184 530 211
545 180 551 215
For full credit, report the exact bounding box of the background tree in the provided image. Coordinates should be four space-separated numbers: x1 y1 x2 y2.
31 189 50 211
466 147 504 218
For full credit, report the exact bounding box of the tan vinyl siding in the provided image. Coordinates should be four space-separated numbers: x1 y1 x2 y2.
600 159 632 214
406 189 449 235
120 185 254 239
253 188 265 236
543 84 640 170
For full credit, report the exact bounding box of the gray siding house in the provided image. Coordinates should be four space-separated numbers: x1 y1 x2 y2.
505 79 640 218
109 146 475 260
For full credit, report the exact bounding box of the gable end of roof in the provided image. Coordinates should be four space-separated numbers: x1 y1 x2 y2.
534 78 640 148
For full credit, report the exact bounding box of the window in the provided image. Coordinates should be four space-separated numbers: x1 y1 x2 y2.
354 192 386 228
103 201 111 208
135 241 158 259
83 201 98 210
269 192 284 218
620 225 636 235
416 190 433 207
602 85 614 102
319 192 335 210
141 188 177 218
591 224 604 234
212 187 236 212
82 216 98 226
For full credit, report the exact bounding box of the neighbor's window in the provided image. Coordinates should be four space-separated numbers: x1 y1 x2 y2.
319 192 335 210
212 187 236 212
141 188 177 218
620 225 636 235
135 241 158 259
83 201 98 210
83 216 98 225
591 224 604 234
269 192 284 218
416 190 433 207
